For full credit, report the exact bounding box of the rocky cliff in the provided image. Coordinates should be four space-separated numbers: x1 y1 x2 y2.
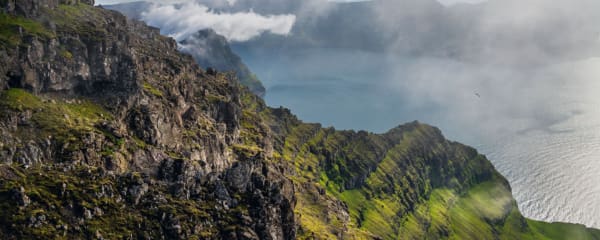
1 1 292 239
102 3 266 97
0 1 598 240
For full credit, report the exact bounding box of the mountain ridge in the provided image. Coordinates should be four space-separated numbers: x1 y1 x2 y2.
0 1 598 239
180 29 265 97
102 2 266 97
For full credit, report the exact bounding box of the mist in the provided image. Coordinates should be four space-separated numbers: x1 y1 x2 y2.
227 0 600 134
107 0 600 228
140 2 296 41
231 0 600 228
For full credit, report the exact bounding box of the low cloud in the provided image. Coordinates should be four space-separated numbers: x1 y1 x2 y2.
141 2 296 42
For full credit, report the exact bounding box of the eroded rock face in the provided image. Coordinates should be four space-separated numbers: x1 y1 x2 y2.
0 2 295 239
2 2 581 240
0 0 233 170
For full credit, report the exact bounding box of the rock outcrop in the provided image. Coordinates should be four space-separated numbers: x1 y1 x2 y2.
0 2 599 240
0 2 292 239
102 3 266 97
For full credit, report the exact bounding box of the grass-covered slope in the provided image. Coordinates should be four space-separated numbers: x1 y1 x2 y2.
0 2 598 240
240 91 600 239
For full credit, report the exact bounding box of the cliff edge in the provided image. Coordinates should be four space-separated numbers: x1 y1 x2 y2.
0 2 598 240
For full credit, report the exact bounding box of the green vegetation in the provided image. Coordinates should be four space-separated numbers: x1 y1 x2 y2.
239 73 265 96
231 144 262 160
142 82 164 97
0 88 113 154
528 220 600 240
0 88 111 133
271 115 600 239
60 49 73 60
0 164 217 239
0 13 54 47
0 2 598 239
45 3 108 40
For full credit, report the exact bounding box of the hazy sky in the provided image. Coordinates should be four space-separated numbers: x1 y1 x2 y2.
103 0 600 228
142 2 296 41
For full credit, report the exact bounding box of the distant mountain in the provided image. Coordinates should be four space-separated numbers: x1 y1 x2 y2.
1 1 600 239
105 0 600 65
180 29 266 97
103 2 265 97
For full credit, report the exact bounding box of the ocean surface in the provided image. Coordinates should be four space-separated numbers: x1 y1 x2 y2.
235 46 600 228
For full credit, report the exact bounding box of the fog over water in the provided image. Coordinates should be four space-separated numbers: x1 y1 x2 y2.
238 49 600 227
108 0 600 228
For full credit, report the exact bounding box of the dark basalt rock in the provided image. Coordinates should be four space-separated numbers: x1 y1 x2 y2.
1 2 597 240
11 186 30 208
0 2 294 239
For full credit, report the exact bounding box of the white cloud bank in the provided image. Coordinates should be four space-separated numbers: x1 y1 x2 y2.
141 2 296 42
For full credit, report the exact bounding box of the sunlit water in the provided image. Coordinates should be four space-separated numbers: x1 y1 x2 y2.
480 114 600 228
235 46 600 228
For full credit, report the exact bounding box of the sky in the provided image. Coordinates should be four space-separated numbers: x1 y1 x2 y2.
95 0 491 42
141 2 296 41
96 0 488 6
101 0 600 228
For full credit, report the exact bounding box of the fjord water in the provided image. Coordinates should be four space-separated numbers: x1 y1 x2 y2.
236 47 600 228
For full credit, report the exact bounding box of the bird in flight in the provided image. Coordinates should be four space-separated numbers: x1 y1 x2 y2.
475 92 481 98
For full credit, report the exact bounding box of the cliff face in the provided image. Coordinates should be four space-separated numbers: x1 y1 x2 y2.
0 2 598 240
102 3 266 97
0 2 293 239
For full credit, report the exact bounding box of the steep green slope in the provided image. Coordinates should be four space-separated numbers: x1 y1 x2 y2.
240 92 600 239
0 1 598 240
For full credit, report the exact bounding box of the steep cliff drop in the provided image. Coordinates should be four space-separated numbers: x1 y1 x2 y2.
0 1 598 240
1 1 293 239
